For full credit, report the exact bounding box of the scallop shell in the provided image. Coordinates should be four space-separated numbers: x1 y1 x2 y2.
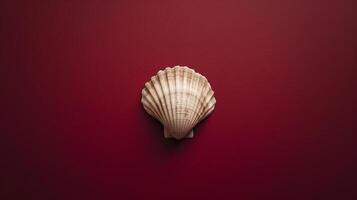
141 66 216 139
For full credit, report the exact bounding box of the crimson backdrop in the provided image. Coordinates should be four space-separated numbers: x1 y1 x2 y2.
1 0 357 199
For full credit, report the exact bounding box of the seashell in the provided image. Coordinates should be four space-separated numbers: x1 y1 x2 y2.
141 65 216 140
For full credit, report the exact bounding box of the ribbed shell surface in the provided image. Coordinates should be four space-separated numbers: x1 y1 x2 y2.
141 66 216 139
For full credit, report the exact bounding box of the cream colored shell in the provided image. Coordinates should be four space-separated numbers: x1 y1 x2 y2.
141 66 216 139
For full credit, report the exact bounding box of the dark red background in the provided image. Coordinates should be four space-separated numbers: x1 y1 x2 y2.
1 0 357 199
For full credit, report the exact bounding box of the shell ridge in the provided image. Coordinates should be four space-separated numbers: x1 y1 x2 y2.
192 85 214 125
185 73 201 131
175 67 183 138
158 71 172 130
171 67 179 136
199 102 216 123
141 95 159 119
181 68 190 135
161 69 174 133
144 84 165 122
151 76 170 124
165 67 175 136
196 97 216 124
148 80 167 123
177 67 188 139
188 76 206 129
200 89 216 119
182 68 195 133
142 89 162 121
192 77 215 125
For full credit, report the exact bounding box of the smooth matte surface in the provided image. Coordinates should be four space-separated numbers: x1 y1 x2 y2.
1 0 357 199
